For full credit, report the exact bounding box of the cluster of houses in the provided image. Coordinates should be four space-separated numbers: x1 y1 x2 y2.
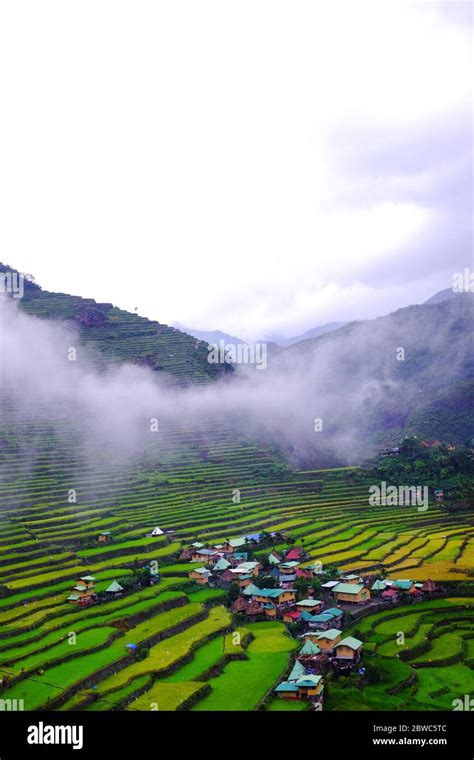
97 525 165 543
66 560 160 606
274 629 365 706
66 575 126 606
183 534 440 707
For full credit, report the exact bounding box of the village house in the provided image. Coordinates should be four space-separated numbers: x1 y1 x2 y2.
421 579 437 594
311 628 342 651
390 579 414 594
98 531 112 543
275 672 324 702
279 561 300 575
297 638 321 661
334 636 363 661
308 613 335 631
191 548 219 565
237 575 253 590
252 588 296 608
263 603 278 619
296 639 330 674
232 551 249 564
324 607 344 624
188 567 211 585
244 533 262 544
104 581 123 598
246 601 264 618
217 568 238 588
295 567 313 580
283 610 302 624
235 560 260 577
321 580 340 592
332 582 371 604
220 537 247 554
67 576 97 606
231 597 249 614
242 582 261 597
148 526 164 536
284 547 308 562
296 598 323 613
381 587 399 602
268 551 282 565
212 557 231 572
371 579 387 594
279 574 297 588
339 573 362 584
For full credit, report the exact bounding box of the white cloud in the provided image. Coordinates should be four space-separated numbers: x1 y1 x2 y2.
0 0 471 338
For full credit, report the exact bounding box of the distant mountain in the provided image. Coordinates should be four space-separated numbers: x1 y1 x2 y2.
176 326 247 346
424 287 458 305
270 295 474 459
270 321 347 347
180 322 347 349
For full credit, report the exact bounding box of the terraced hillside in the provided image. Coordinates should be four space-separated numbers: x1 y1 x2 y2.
0 410 473 712
326 598 474 711
0 268 472 711
1 263 230 385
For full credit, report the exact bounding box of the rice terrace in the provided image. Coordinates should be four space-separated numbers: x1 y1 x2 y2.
0 266 472 714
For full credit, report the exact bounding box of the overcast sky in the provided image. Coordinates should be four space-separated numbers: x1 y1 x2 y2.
0 1 472 340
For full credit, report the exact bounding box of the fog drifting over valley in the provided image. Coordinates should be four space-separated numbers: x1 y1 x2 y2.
1 293 472 479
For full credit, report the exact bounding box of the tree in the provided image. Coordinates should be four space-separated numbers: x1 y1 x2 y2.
254 575 279 589
226 582 240 604
294 577 310 597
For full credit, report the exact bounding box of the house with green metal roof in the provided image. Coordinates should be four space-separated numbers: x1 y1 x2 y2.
324 607 344 620
188 566 211 584
213 558 231 572
231 560 261 577
274 681 300 694
242 583 261 597
274 673 323 701
308 612 334 630
392 579 414 592
332 582 370 604
371 579 387 592
252 587 296 607
335 636 364 660
67 576 96 605
296 598 322 610
303 628 342 650
298 639 320 656
220 537 247 553
288 660 307 681
105 581 123 595
280 561 300 573
268 552 282 565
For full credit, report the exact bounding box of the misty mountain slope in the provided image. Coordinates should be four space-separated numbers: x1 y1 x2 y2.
265 295 474 456
424 287 461 305
270 321 347 347
0 263 230 386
